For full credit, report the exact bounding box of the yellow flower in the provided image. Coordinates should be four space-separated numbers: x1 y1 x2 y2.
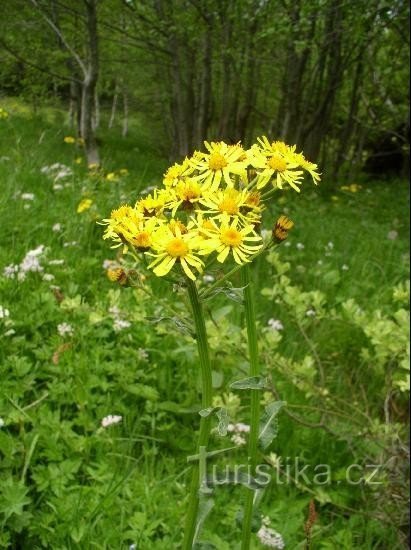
163 158 193 187
247 141 304 192
77 198 93 213
107 267 128 285
190 141 248 191
168 178 202 214
273 215 294 242
64 136 76 144
75 157 83 164
102 206 161 249
0 108 9 119
88 163 99 171
147 224 205 280
119 169 129 176
199 188 262 224
136 190 170 218
200 217 263 264
106 172 118 182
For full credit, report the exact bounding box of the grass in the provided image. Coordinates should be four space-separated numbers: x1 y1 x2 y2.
0 99 409 549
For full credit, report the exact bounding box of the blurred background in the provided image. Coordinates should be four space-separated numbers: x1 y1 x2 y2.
1 0 409 180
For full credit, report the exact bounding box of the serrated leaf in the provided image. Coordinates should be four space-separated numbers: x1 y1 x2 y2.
199 407 216 417
259 401 286 449
146 315 194 336
230 376 267 390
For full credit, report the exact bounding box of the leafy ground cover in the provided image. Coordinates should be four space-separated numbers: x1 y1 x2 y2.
0 101 409 549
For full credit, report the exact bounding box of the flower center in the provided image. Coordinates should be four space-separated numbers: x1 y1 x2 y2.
220 228 243 247
267 156 287 172
208 152 228 171
133 231 151 249
166 237 189 257
219 197 239 215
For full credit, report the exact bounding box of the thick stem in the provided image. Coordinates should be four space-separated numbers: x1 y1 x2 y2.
240 264 261 550
183 279 213 549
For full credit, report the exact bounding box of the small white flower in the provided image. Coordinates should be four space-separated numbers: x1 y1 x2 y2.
113 318 131 332
387 230 398 241
57 322 74 337
0 418 4 428
296 242 305 250
235 423 250 433
42 273 55 281
341 264 349 271
52 223 62 232
284 241 291 247
21 193 35 201
326 241 334 250
317 260 323 266
48 259 64 266
138 348 149 360
23 203 31 210
268 318 284 331
4 329 15 337
0 306 10 319
101 414 122 428
63 241 78 247
306 309 316 317
53 183 64 191
203 274 215 283
3 264 19 279
231 433 247 446
257 524 285 548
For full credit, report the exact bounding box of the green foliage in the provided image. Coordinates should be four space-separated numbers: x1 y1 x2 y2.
0 103 409 548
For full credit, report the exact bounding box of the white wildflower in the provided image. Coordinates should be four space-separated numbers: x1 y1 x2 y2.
101 414 122 428
0 306 10 319
42 273 55 282
203 274 215 283
48 259 64 266
306 309 316 317
53 183 64 191
231 433 247 446
341 264 349 271
3 264 18 279
0 418 4 428
21 193 35 201
52 223 62 232
63 241 78 247
257 523 285 549
235 423 250 433
113 318 131 332
296 242 305 250
268 318 284 331
284 241 291 247
103 259 116 270
4 329 15 337
138 348 149 361
57 322 74 337
387 230 398 241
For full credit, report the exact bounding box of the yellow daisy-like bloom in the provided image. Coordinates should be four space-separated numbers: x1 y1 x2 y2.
135 189 170 218
163 158 193 188
104 208 160 250
247 142 304 192
101 205 142 243
77 198 93 213
106 172 118 182
64 136 76 144
200 217 263 264
147 224 204 281
168 178 203 214
190 141 248 191
199 188 262 224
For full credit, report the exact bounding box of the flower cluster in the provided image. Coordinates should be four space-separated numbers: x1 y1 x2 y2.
257 517 285 549
101 138 319 281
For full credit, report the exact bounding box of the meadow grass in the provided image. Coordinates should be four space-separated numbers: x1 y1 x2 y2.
0 101 409 549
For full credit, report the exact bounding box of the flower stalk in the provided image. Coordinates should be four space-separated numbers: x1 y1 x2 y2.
183 278 213 549
240 263 261 550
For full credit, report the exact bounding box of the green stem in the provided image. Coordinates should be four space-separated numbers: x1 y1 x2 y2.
240 264 261 550
183 279 213 550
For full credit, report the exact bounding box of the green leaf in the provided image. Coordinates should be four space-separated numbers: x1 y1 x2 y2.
0 479 31 521
230 376 267 390
259 401 286 449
